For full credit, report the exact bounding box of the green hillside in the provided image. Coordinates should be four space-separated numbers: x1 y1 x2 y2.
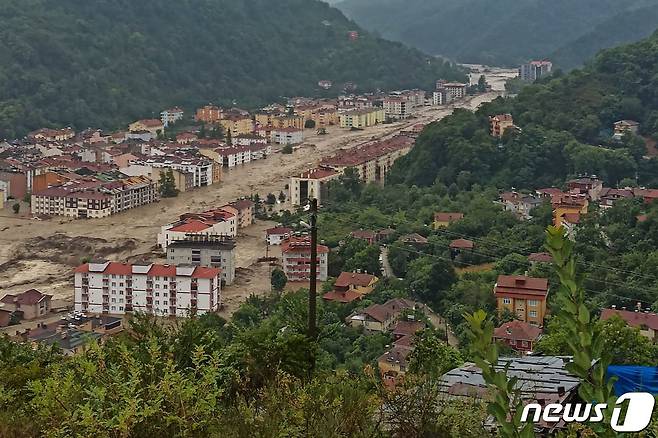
389 30 658 188
0 0 463 138
336 0 658 67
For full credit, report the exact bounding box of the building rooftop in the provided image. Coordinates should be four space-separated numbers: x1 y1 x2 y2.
495 275 549 298
601 308 658 330
494 320 543 342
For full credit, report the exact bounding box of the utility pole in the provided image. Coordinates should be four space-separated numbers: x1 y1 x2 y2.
308 198 318 341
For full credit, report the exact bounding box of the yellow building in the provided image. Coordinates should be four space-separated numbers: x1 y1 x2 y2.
128 119 164 135
433 212 464 229
322 272 379 303
494 275 549 326
296 105 338 128
255 113 305 130
219 116 254 137
552 196 588 227
339 108 385 129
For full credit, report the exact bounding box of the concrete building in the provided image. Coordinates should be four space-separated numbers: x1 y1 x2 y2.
128 119 164 135
383 97 410 119
271 127 304 145
266 226 293 245
601 307 658 342
345 298 417 333
493 320 543 352
441 83 467 101
166 235 236 286
613 120 640 140
74 261 221 317
289 167 340 207
432 90 447 106
338 108 385 129
494 275 549 326
195 105 223 123
160 107 184 127
519 60 553 82
489 114 516 138
0 289 52 320
158 208 237 249
281 236 329 282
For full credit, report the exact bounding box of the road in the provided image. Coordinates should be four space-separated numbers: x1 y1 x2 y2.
0 67 518 314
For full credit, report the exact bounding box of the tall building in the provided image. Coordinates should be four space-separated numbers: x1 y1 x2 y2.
519 60 553 82
166 235 236 285
74 261 221 317
494 275 549 325
281 236 329 282
290 168 340 207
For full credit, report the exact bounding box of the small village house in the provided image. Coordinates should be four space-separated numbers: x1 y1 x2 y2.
433 212 464 229
323 271 379 303
493 320 543 352
266 226 293 246
0 289 52 320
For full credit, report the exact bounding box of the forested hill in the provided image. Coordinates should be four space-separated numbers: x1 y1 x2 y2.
336 0 658 67
388 30 658 189
0 0 463 138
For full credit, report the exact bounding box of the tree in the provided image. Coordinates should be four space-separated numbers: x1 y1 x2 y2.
12 203 19 214
304 119 316 129
281 144 293 154
408 331 462 378
477 74 487 92
271 268 287 291
226 129 232 145
266 193 277 205
278 191 286 203
158 169 179 198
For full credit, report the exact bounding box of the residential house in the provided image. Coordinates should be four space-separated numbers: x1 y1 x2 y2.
0 289 52 320
176 132 198 144
599 188 635 209
345 298 417 333
128 119 164 135
281 236 330 282
494 275 549 325
15 323 103 356
441 82 467 101
74 261 221 317
227 199 255 228
489 114 516 138
266 226 293 245
166 235 236 285
449 238 474 251
323 271 379 303
160 107 184 127
219 114 254 137
499 191 542 220
378 343 414 389
601 307 658 342
290 167 340 206
391 320 425 340
566 177 603 201
528 252 553 265
350 229 377 245
158 208 237 249
493 320 543 352
433 212 464 229
613 120 640 140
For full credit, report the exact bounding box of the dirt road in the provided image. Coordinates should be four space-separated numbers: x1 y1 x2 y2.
0 67 517 313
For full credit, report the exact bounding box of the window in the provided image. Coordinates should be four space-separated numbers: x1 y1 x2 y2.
112 282 116 286
155 292 159 297
111 298 116 303
502 298 511 304
528 300 539 307
521 341 529 347
155 300 160 305
529 311 537 318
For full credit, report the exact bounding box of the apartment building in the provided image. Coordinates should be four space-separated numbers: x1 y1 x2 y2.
441 83 467 101
255 113 305 130
31 175 158 219
489 114 516 138
519 60 553 82
494 275 549 325
219 115 254 137
319 135 414 184
160 107 184 127
281 236 329 282
195 105 223 123
290 167 340 206
338 108 385 128
125 155 214 188
383 97 409 119
271 127 304 145
74 261 221 317
166 235 236 285
227 199 255 228
128 119 164 135
158 208 237 249
613 120 640 140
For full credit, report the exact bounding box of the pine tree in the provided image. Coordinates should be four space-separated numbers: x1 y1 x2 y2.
159 169 179 198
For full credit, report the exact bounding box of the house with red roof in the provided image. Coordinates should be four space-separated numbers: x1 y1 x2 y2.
601 307 658 342
128 119 164 135
0 289 52 320
433 212 464 229
158 208 237 249
323 271 379 303
266 226 293 245
345 298 417 333
281 236 330 282
494 275 549 325
494 320 543 352
74 261 221 317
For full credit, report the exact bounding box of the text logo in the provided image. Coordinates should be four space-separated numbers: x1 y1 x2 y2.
521 392 655 432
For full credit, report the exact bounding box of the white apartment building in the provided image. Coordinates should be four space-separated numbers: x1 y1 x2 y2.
272 128 304 145
281 236 329 282
432 90 446 105
160 107 184 127
74 261 221 317
290 168 339 206
383 97 409 119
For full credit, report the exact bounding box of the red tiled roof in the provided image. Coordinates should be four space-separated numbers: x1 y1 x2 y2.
495 275 549 298
192 266 222 279
281 236 330 254
266 226 292 236
0 289 51 306
494 320 543 341
335 272 377 288
600 308 658 330
298 168 338 180
168 220 213 233
392 320 425 337
74 262 220 279
449 238 474 249
323 290 362 303
147 264 177 277
562 212 581 224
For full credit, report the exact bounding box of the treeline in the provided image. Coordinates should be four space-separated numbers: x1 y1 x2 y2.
0 0 464 138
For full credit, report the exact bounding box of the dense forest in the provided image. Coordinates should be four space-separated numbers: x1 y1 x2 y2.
336 0 658 67
0 0 463 138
